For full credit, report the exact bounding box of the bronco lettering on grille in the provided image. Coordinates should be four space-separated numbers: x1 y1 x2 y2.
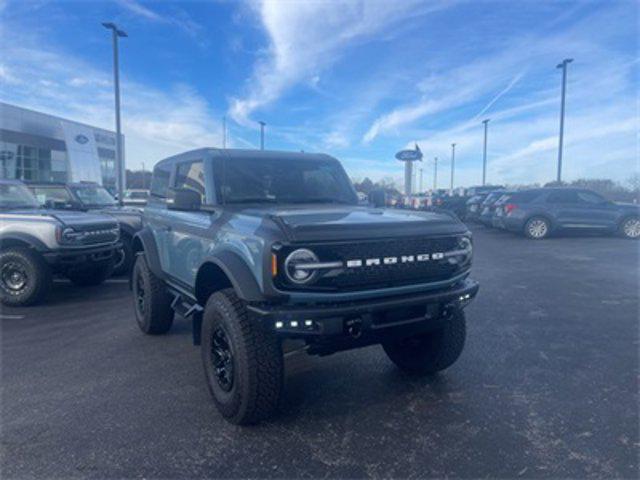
346 252 443 268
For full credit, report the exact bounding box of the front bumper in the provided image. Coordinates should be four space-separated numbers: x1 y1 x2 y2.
248 278 479 340
42 242 121 267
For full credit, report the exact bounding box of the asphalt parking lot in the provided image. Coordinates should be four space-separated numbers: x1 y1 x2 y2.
1 226 638 479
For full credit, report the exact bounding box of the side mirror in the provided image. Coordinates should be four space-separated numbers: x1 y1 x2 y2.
369 189 386 208
167 188 201 211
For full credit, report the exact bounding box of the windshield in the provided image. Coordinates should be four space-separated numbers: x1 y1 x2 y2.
0 183 40 209
70 186 116 207
215 157 358 205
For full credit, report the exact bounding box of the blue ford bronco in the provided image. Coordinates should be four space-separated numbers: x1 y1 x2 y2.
131 149 479 424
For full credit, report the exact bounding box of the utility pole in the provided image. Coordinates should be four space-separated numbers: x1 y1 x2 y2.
102 22 127 206
258 121 266 150
450 143 456 194
222 116 227 149
419 168 423 193
556 58 573 183
141 162 145 189
433 157 438 191
482 119 490 186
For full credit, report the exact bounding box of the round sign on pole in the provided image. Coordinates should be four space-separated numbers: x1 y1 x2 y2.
395 149 423 162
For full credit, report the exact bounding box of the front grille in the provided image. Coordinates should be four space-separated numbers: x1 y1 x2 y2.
71 223 119 245
279 235 470 292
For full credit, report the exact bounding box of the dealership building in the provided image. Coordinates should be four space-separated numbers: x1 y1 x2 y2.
0 102 123 190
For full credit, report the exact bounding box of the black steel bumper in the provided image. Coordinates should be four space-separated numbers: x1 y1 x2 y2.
247 278 479 339
42 243 121 267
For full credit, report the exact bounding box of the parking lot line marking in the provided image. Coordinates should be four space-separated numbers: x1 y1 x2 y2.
0 314 25 320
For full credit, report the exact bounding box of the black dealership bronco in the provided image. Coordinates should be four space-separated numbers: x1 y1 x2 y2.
131 149 478 424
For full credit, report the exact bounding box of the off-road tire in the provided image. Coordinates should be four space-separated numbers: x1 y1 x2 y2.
0 247 51 306
524 216 551 239
383 310 466 374
201 288 283 425
113 235 134 276
67 259 114 286
618 216 640 240
132 254 173 334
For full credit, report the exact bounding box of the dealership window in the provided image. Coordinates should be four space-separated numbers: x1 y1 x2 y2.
0 142 68 182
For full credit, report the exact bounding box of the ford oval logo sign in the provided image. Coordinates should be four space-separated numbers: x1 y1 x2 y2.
395 149 422 161
75 134 89 144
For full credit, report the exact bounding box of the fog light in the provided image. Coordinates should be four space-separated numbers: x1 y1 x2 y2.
304 319 313 327
290 321 299 328
275 321 284 329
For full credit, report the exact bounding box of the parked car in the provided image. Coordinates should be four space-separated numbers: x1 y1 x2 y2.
131 148 479 424
478 191 508 227
0 180 120 306
433 194 470 221
500 188 640 239
491 192 517 229
465 194 488 222
122 189 149 207
27 182 142 275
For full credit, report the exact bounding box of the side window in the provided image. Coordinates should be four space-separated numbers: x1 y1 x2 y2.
33 187 72 205
150 163 172 198
577 191 605 204
174 160 206 202
547 190 578 204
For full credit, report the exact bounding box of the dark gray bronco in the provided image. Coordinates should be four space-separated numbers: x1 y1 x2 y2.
132 149 479 424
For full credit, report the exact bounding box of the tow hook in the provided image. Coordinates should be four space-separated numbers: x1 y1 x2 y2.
344 317 363 339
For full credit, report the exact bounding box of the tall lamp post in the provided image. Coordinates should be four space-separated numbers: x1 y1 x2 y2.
102 22 127 205
556 58 573 183
258 121 266 150
419 168 423 193
433 157 438 191
482 119 490 186
450 143 456 194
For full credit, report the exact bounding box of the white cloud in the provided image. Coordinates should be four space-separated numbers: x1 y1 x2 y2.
229 0 444 126
116 0 204 40
0 37 225 171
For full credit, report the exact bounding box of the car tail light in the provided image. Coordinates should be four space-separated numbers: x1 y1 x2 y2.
504 203 517 214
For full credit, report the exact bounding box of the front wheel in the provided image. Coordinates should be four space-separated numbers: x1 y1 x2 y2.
383 310 466 375
132 254 173 334
201 288 283 425
524 216 550 239
619 217 640 239
0 247 51 306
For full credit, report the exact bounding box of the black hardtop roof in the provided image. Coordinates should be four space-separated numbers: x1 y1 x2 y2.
154 148 338 169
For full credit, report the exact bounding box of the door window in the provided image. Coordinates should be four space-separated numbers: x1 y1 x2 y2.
577 191 605 204
174 160 206 202
150 163 172 198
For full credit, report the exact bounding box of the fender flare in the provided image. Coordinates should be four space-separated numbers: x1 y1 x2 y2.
131 228 164 279
0 233 49 252
198 251 263 303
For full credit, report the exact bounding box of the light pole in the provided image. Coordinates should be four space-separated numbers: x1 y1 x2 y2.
450 143 456 194
102 22 127 205
258 121 266 150
556 58 573 183
419 168 423 193
222 116 227 149
482 119 490 186
433 157 438 191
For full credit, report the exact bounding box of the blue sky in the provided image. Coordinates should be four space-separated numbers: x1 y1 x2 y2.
0 0 637 189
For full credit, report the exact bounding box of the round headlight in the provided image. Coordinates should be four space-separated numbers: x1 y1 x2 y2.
284 248 319 284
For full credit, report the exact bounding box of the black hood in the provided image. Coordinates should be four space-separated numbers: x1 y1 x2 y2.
239 205 468 242
44 209 118 230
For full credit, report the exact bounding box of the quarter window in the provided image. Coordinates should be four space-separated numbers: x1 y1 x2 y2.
174 160 206 202
577 191 605 204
